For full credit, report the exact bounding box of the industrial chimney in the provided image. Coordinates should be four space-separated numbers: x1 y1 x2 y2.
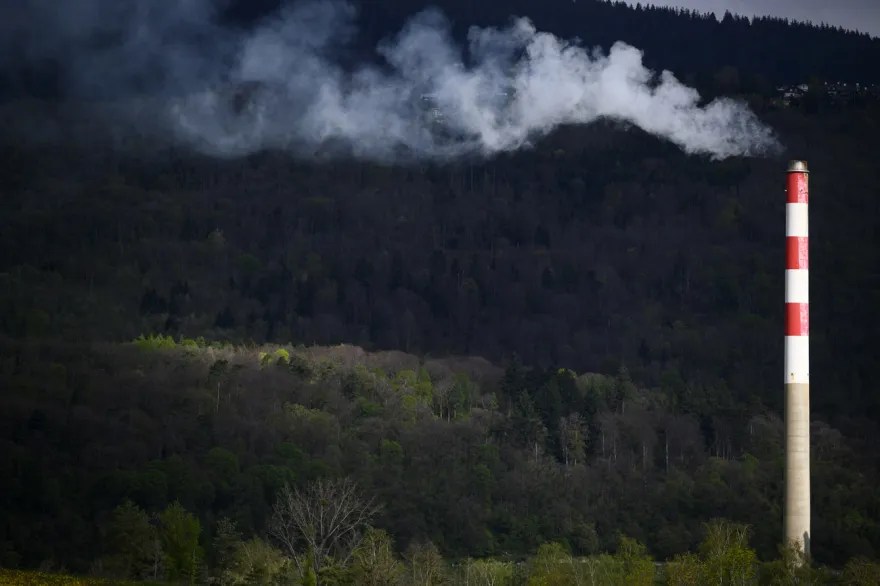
784 160 810 557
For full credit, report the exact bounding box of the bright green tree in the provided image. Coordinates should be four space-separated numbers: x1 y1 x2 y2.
227 538 292 585
351 528 403 586
665 552 702 586
462 558 515 586
526 542 574 586
615 536 655 586
698 520 756 586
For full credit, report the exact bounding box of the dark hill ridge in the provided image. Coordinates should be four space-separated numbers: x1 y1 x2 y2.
207 0 879 84
349 0 880 84
3 0 880 100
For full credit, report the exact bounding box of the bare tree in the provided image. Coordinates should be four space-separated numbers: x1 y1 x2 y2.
268 477 380 578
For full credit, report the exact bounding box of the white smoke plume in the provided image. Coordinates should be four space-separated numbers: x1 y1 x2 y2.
2 0 780 161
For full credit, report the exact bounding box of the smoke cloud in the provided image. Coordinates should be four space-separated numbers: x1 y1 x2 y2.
2 0 780 161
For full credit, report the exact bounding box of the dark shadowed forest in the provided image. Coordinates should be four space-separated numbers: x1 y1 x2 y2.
1 1 880 584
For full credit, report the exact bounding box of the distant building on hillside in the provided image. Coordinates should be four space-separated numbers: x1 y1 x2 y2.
772 81 880 108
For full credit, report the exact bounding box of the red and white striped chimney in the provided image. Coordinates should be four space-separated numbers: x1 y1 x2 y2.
784 160 810 556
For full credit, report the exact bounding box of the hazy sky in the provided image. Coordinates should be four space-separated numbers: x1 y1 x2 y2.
625 0 880 37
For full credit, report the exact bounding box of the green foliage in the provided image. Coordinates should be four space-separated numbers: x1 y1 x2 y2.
394 368 434 418
614 536 655 586
758 542 832 585
378 439 404 468
286 352 312 377
314 557 354 585
206 448 240 479
570 522 600 556
311 359 338 381
224 538 291 585
524 540 657 586
178 336 210 349
459 558 515 585
841 557 880 585
665 552 702 586
100 500 159 581
526 542 574 586
698 520 757 586
299 565 317 586
133 334 177 351
158 502 203 583
273 348 290 366
406 541 447 585
447 373 478 420
211 517 241 582
576 554 628 586
351 528 403 586
663 520 762 586
282 403 340 465
2 338 880 577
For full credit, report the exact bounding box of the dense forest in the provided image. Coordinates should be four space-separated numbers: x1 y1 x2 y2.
2 0 880 584
3 98 879 417
2 337 879 584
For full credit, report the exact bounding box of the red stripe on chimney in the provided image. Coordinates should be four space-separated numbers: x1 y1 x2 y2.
786 236 809 270
785 303 809 336
787 173 809 203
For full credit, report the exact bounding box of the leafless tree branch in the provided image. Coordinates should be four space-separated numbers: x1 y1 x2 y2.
268 477 380 576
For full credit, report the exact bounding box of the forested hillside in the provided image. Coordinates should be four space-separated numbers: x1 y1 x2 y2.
2 0 880 583
2 337 878 582
2 100 879 417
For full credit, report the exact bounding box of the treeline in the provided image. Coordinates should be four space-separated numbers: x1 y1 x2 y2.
1 337 878 580
367 0 880 87
238 0 880 87
5 0 880 100
224 0 880 85
23 499 880 585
